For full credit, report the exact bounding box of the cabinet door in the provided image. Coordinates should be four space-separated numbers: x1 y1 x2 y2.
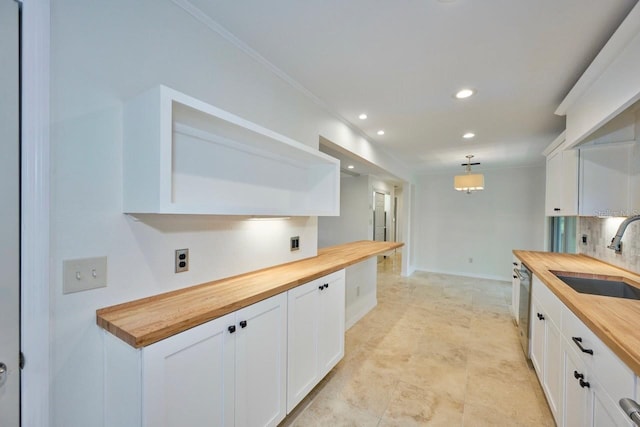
142 313 235 427
530 299 545 378
318 271 346 378
546 151 563 216
543 320 563 422
287 279 321 413
561 149 579 216
580 143 632 216
235 293 287 427
593 390 633 427
564 349 592 427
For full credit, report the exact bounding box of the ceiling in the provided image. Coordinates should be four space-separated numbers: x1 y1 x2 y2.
188 0 637 179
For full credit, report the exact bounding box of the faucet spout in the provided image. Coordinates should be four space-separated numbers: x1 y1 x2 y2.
608 215 640 254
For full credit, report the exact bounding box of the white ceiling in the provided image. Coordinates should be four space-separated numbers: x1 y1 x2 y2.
188 0 637 177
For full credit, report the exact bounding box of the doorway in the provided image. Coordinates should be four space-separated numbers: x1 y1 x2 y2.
0 0 21 425
373 191 387 241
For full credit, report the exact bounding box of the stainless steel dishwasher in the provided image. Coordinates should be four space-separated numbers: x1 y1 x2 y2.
517 264 532 358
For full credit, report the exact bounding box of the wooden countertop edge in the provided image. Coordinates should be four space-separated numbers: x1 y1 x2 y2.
97 240 403 348
513 250 640 376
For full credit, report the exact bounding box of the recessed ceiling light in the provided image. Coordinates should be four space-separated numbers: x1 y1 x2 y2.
358 113 368 120
455 89 475 99
463 132 476 139
377 130 385 135
347 165 355 169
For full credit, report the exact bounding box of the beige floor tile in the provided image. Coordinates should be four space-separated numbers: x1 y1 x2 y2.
279 255 555 426
380 381 464 426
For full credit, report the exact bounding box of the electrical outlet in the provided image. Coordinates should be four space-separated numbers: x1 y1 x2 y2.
63 256 108 294
175 249 189 273
290 236 300 251
582 234 588 244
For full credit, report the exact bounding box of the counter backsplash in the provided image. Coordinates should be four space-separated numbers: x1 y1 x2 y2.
577 216 640 273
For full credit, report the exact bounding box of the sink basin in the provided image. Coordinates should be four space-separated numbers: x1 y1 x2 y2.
553 273 640 300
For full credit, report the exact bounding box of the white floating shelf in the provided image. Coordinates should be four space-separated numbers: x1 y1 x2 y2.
123 85 340 216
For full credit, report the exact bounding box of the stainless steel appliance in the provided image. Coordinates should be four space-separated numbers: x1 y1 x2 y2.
516 264 532 357
620 398 640 426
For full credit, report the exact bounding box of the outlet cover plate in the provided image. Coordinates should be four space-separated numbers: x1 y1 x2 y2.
63 256 108 294
290 236 300 251
175 248 189 273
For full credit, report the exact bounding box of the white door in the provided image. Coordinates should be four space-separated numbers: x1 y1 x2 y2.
0 1 21 425
373 192 386 241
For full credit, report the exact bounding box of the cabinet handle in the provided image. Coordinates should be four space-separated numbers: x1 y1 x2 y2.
554 208 561 211
513 275 517 279
537 313 545 321
239 320 247 328
579 379 590 389
228 325 236 334
318 285 324 291
324 283 329 289
572 337 594 355
513 262 518 266
574 370 584 380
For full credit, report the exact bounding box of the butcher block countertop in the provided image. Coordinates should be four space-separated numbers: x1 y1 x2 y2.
514 250 640 376
97 240 402 348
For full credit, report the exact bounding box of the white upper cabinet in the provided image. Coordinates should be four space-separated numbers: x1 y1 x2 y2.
557 3 640 148
123 85 340 216
544 132 579 217
579 142 635 216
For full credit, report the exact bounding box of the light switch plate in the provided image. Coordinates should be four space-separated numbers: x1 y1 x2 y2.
63 256 108 294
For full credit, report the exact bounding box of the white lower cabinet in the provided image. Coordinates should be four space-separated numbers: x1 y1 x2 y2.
287 269 346 412
105 270 346 427
531 275 636 427
564 348 591 427
530 277 563 423
105 292 287 427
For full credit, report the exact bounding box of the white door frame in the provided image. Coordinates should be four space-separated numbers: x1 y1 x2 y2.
20 0 51 425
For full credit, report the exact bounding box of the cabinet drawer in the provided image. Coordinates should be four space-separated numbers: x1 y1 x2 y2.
532 276 562 325
563 307 635 402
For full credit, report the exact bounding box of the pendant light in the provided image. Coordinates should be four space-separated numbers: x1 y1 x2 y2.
454 155 484 194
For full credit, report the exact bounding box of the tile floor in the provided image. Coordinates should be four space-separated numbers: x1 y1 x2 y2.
280 255 555 426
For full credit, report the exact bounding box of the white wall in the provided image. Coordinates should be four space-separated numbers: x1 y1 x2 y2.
414 165 546 281
48 1 406 425
318 175 370 248
318 175 379 328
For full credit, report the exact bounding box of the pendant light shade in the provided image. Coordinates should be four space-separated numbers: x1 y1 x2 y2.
454 155 484 193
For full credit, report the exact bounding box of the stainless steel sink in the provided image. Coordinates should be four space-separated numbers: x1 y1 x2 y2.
553 273 640 300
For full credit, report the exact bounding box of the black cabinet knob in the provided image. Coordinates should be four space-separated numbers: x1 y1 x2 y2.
513 262 518 266
554 208 561 211
228 325 236 333
574 370 584 380
324 283 329 289
537 313 545 320
513 275 518 279
318 285 324 290
579 379 590 389
240 320 247 328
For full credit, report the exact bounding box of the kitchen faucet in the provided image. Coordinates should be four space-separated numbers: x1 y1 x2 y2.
608 215 640 254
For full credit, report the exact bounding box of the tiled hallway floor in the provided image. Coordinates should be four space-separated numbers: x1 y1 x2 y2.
280 255 555 426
